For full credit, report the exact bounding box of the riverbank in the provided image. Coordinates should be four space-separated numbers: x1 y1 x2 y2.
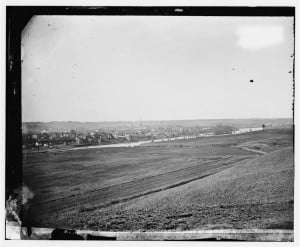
71 127 264 151
23 127 265 154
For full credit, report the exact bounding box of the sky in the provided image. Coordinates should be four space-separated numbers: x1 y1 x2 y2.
21 16 294 122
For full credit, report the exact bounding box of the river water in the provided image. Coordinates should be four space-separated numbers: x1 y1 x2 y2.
72 127 263 151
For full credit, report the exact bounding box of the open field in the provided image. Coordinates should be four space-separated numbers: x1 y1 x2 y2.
23 128 294 230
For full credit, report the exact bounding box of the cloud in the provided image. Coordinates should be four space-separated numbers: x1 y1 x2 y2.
237 25 284 50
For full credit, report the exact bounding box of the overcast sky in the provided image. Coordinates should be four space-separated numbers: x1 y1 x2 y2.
22 16 294 122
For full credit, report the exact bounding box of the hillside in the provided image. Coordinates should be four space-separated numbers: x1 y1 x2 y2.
79 147 294 230
26 129 294 231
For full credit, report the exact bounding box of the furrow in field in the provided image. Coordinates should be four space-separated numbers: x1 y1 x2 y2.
236 146 268 155
32 156 251 216
33 156 235 205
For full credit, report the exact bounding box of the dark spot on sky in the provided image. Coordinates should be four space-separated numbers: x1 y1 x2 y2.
288 71 292 74
250 79 254 83
232 68 235 71
48 24 50 27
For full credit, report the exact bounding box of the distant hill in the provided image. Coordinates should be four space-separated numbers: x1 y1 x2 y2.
22 118 293 133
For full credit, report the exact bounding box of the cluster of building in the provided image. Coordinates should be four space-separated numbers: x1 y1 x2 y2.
22 125 237 149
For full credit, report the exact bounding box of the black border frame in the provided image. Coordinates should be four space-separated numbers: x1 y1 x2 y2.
6 5 295 237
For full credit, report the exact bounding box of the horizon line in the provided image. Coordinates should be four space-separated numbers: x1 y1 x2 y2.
22 117 293 124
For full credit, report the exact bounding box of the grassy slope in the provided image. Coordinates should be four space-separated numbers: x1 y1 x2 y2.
23 129 294 230
71 147 293 231
24 134 257 218
128 147 294 209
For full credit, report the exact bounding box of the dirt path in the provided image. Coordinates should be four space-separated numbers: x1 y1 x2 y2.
236 146 268 155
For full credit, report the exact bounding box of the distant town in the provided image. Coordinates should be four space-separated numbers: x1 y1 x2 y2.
22 118 293 150
23 125 239 149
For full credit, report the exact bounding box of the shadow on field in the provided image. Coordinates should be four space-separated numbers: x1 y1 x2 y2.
267 221 294 230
